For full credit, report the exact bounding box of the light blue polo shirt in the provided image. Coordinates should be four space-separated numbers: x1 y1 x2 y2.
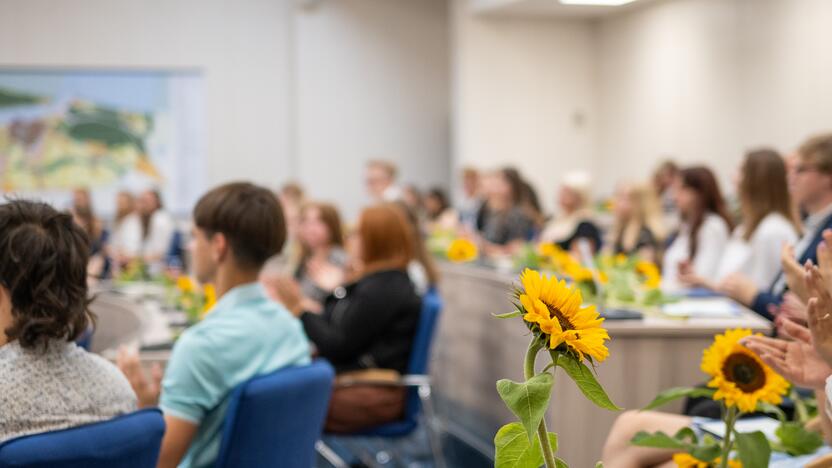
159 282 311 468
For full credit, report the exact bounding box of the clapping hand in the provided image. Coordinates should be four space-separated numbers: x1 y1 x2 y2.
117 347 163 408
805 264 832 366
742 318 832 391
782 244 810 303
717 273 758 306
307 258 345 292
774 292 808 327
267 275 304 316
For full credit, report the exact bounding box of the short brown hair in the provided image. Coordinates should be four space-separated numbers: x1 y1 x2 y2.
358 203 414 273
366 160 398 180
0 200 93 350
193 182 286 270
799 133 832 175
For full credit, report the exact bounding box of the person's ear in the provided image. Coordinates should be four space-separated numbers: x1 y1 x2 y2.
211 232 229 264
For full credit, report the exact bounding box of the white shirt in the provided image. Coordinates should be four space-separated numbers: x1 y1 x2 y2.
141 210 175 260
111 213 142 258
662 213 730 292
715 213 799 289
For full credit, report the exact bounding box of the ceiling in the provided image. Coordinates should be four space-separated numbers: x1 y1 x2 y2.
470 0 660 19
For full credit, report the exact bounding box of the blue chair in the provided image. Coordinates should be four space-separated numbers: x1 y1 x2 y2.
215 360 336 468
318 289 445 468
0 409 165 468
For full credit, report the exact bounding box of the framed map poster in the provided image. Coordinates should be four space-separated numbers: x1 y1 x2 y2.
0 68 205 216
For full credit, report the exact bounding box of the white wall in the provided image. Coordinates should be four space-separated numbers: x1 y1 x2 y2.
596 0 832 193
0 0 451 221
294 0 451 220
0 0 295 204
452 0 598 213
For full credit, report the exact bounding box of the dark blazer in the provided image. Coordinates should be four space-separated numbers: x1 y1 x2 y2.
751 211 832 319
300 269 421 374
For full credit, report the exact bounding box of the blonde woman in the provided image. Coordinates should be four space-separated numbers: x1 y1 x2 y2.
606 182 666 263
540 171 602 252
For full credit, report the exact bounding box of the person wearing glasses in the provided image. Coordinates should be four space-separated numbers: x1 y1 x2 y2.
719 133 832 319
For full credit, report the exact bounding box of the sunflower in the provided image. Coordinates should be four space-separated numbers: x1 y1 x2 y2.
201 284 217 317
177 275 196 293
635 260 662 289
447 238 478 262
673 453 741 468
518 269 610 362
701 329 790 413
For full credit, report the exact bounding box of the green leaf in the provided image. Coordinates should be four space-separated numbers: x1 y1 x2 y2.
735 430 771 468
494 423 542 468
757 401 787 422
688 444 721 463
775 421 824 456
641 387 715 411
555 458 569 468
593 463 603 468
496 373 554 442
494 310 523 319
630 431 687 450
631 431 719 462
551 351 621 411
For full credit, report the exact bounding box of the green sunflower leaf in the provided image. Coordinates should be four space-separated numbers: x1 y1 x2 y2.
630 431 687 449
775 421 824 456
551 351 621 411
493 423 559 468
494 310 523 319
756 401 787 422
494 423 541 468
688 443 721 463
556 457 569 468
735 430 771 468
630 431 719 462
496 373 554 443
641 387 715 411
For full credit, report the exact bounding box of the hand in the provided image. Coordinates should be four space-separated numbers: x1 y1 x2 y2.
307 259 345 292
817 230 832 290
782 244 810 303
117 347 163 408
806 265 832 366
717 273 759 306
741 320 832 391
776 292 808 324
267 275 304 316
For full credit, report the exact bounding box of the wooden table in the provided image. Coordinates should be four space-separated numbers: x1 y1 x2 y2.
432 262 772 468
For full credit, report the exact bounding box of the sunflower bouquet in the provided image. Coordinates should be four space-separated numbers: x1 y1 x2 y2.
172 276 217 324
493 269 620 468
631 329 793 467
537 244 669 307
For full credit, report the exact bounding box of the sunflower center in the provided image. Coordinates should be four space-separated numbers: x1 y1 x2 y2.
722 352 766 393
546 303 575 332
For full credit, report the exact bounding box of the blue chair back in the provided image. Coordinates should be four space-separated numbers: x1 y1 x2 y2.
403 289 443 424
0 409 165 468
354 289 443 438
215 360 335 468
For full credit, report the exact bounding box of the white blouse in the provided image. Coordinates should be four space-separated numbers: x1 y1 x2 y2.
662 213 730 292
715 213 799 289
111 213 142 258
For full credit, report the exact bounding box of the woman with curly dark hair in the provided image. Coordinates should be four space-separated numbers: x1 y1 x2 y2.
0 200 136 442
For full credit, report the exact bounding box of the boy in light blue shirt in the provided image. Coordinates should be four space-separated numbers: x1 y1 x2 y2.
118 182 310 468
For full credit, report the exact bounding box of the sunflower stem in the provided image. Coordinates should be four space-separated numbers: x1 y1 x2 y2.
719 405 738 468
524 338 557 468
